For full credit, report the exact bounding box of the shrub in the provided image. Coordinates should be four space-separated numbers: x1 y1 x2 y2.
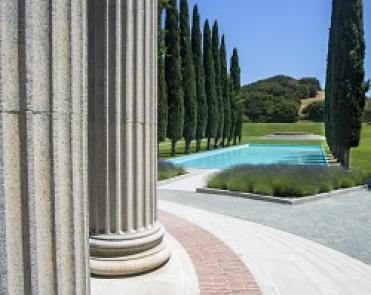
241 75 306 123
253 183 274 195
303 101 325 122
298 77 322 98
319 182 333 193
158 161 186 180
208 164 366 198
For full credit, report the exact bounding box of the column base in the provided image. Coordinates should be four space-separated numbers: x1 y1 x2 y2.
90 225 171 277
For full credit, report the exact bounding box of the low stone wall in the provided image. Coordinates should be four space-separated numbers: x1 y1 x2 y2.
196 186 367 205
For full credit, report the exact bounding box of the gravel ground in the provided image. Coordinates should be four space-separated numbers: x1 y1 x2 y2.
159 187 371 264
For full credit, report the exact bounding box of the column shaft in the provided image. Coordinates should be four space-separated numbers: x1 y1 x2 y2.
88 0 170 276
0 0 89 294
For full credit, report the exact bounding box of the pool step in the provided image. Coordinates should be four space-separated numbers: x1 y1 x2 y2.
324 150 340 166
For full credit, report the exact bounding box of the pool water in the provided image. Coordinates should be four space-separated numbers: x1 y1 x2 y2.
168 144 328 169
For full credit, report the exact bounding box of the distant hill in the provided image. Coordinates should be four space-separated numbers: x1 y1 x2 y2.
240 75 322 123
300 91 325 115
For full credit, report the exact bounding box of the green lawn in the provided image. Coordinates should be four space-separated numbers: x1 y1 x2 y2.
159 123 371 175
351 124 371 175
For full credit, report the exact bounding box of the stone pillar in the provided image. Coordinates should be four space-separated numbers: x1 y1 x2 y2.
0 0 89 294
88 0 170 276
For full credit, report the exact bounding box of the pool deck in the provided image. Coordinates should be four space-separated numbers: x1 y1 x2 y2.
158 168 217 192
260 134 326 141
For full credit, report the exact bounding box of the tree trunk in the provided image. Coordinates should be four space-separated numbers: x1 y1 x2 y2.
214 138 219 149
196 140 201 152
207 138 211 150
332 147 339 161
221 138 225 147
338 149 343 164
343 148 350 169
171 140 177 156
233 136 237 146
185 140 191 154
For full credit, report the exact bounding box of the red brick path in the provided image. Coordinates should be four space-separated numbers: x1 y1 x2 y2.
159 210 262 295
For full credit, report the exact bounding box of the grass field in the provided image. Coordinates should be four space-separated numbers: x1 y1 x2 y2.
159 122 371 175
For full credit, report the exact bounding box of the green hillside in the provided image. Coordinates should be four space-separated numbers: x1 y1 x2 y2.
240 75 321 123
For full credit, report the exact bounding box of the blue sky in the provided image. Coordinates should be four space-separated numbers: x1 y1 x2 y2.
188 0 371 89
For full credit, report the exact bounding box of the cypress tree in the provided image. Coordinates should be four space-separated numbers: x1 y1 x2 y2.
230 48 242 145
228 77 235 146
220 35 230 147
165 0 184 156
235 102 243 144
192 5 207 152
203 20 218 150
325 0 336 156
180 0 197 154
325 0 368 168
212 21 222 148
158 1 168 143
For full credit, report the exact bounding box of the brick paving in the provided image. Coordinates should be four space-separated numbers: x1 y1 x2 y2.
159 210 262 295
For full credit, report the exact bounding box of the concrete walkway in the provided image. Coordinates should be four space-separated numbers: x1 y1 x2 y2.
159 188 371 265
158 168 218 192
160 200 371 295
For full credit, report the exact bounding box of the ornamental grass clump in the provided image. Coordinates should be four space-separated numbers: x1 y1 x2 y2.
208 164 366 198
158 161 186 181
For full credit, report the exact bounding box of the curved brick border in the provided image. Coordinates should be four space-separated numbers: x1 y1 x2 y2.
159 210 262 295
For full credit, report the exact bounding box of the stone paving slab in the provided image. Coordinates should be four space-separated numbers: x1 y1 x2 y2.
91 234 199 295
159 188 371 265
160 200 371 295
158 168 218 192
261 134 326 141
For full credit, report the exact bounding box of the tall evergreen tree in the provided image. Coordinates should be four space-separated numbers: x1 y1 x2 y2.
325 0 336 155
325 0 368 168
203 20 218 150
212 21 222 148
158 1 168 143
228 77 236 146
192 5 207 152
230 48 242 145
235 101 244 144
165 0 184 156
180 0 197 154
220 35 230 146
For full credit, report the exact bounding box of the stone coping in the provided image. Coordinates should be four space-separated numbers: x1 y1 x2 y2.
273 132 314 135
196 186 367 205
157 172 191 186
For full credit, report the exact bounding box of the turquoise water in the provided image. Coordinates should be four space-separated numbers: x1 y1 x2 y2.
168 144 327 169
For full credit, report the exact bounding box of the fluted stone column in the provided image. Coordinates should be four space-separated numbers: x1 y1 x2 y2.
0 0 89 294
88 0 170 276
